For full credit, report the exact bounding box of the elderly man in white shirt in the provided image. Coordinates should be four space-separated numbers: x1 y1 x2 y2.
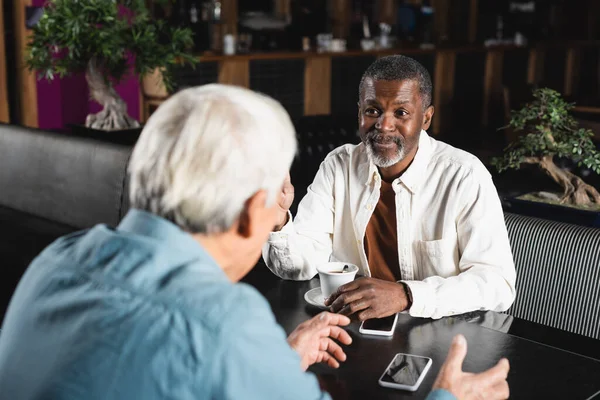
263 55 516 320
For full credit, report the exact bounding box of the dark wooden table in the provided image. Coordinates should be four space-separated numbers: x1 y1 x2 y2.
243 263 600 400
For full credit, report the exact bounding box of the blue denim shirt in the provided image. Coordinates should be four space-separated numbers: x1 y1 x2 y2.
0 210 328 399
0 209 455 400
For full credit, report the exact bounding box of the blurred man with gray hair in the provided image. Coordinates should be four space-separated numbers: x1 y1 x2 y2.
0 84 509 400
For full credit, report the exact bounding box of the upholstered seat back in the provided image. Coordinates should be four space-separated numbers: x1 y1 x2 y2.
0 124 132 229
505 212 600 339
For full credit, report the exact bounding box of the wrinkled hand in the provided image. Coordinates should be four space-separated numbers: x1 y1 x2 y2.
324 277 409 321
433 335 510 400
274 173 294 231
287 312 352 371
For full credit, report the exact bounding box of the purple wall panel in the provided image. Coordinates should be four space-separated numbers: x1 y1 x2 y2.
36 76 63 130
61 73 92 128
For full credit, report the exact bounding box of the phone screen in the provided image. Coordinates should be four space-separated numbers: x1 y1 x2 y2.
380 354 430 386
362 315 397 332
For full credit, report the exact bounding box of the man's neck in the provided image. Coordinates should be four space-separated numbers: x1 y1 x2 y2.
378 146 419 183
194 233 238 282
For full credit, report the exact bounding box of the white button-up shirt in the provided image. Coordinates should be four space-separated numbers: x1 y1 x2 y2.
263 131 516 319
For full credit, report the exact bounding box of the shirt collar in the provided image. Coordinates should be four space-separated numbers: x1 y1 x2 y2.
399 130 432 193
363 130 433 194
118 209 206 258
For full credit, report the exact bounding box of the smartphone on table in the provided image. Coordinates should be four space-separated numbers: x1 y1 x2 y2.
378 353 433 391
359 313 398 336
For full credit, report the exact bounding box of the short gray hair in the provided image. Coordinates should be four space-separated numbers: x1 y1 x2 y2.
128 84 297 234
359 55 433 108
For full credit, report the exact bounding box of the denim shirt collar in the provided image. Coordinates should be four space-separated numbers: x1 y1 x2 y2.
118 209 210 261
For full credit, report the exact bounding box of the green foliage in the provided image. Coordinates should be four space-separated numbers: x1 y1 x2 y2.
491 88 600 175
26 0 196 92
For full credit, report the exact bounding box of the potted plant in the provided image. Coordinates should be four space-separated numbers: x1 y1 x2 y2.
26 0 196 131
492 88 600 226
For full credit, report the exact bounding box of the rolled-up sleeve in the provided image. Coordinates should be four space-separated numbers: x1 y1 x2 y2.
262 158 337 281
212 287 330 400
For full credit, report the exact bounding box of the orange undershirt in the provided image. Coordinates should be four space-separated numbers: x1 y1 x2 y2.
363 180 402 282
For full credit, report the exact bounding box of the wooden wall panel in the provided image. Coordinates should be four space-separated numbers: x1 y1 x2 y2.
304 57 331 116
0 0 9 123
564 48 580 96
274 0 291 20
482 50 504 126
527 47 545 84
221 0 237 36
377 0 397 25
15 0 38 127
218 59 249 88
469 0 478 44
432 51 456 135
330 0 351 39
431 0 449 42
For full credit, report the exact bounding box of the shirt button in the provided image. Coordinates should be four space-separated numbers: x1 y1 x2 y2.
366 204 373 210
357 240 361 245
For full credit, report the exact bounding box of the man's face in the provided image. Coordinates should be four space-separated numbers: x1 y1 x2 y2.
228 190 280 282
358 78 433 168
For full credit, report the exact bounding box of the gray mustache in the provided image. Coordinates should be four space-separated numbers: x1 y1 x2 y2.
367 131 403 145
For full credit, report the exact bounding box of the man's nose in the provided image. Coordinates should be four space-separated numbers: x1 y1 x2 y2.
376 113 395 132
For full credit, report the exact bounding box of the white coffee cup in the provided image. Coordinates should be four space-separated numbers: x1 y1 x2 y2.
317 262 359 300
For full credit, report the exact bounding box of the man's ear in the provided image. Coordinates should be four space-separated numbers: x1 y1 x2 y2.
422 105 434 130
237 190 269 239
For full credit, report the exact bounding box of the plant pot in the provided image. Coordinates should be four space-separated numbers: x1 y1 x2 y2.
69 124 142 146
502 196 600 228
142 68 168 99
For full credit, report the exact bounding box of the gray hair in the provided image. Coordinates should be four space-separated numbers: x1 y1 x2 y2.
128 84 297 234
359 55 433 108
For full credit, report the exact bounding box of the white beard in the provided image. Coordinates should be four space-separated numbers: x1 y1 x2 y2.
365 141 406 168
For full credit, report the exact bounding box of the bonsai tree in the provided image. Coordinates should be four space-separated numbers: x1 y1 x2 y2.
26 0 196 130
492 88 600 206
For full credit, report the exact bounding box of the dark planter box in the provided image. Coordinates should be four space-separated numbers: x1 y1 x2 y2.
502 196 600 228
69 124 142 146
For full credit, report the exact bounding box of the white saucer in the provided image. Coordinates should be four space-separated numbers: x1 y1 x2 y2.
304 287 328 310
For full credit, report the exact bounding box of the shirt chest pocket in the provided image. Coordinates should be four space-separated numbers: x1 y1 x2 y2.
417 239 458 279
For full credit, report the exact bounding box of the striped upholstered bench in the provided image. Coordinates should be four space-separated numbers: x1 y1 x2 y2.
505 212 600 340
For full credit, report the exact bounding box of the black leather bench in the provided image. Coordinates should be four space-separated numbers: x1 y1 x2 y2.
0 124 132 319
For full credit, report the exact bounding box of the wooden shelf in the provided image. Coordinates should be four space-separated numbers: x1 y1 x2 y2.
193 40 600 63
140 39 600 134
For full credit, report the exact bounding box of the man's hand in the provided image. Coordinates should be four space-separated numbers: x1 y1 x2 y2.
324 277 409 321
274 173 294 231
433 335 510 400
287 312 352 371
